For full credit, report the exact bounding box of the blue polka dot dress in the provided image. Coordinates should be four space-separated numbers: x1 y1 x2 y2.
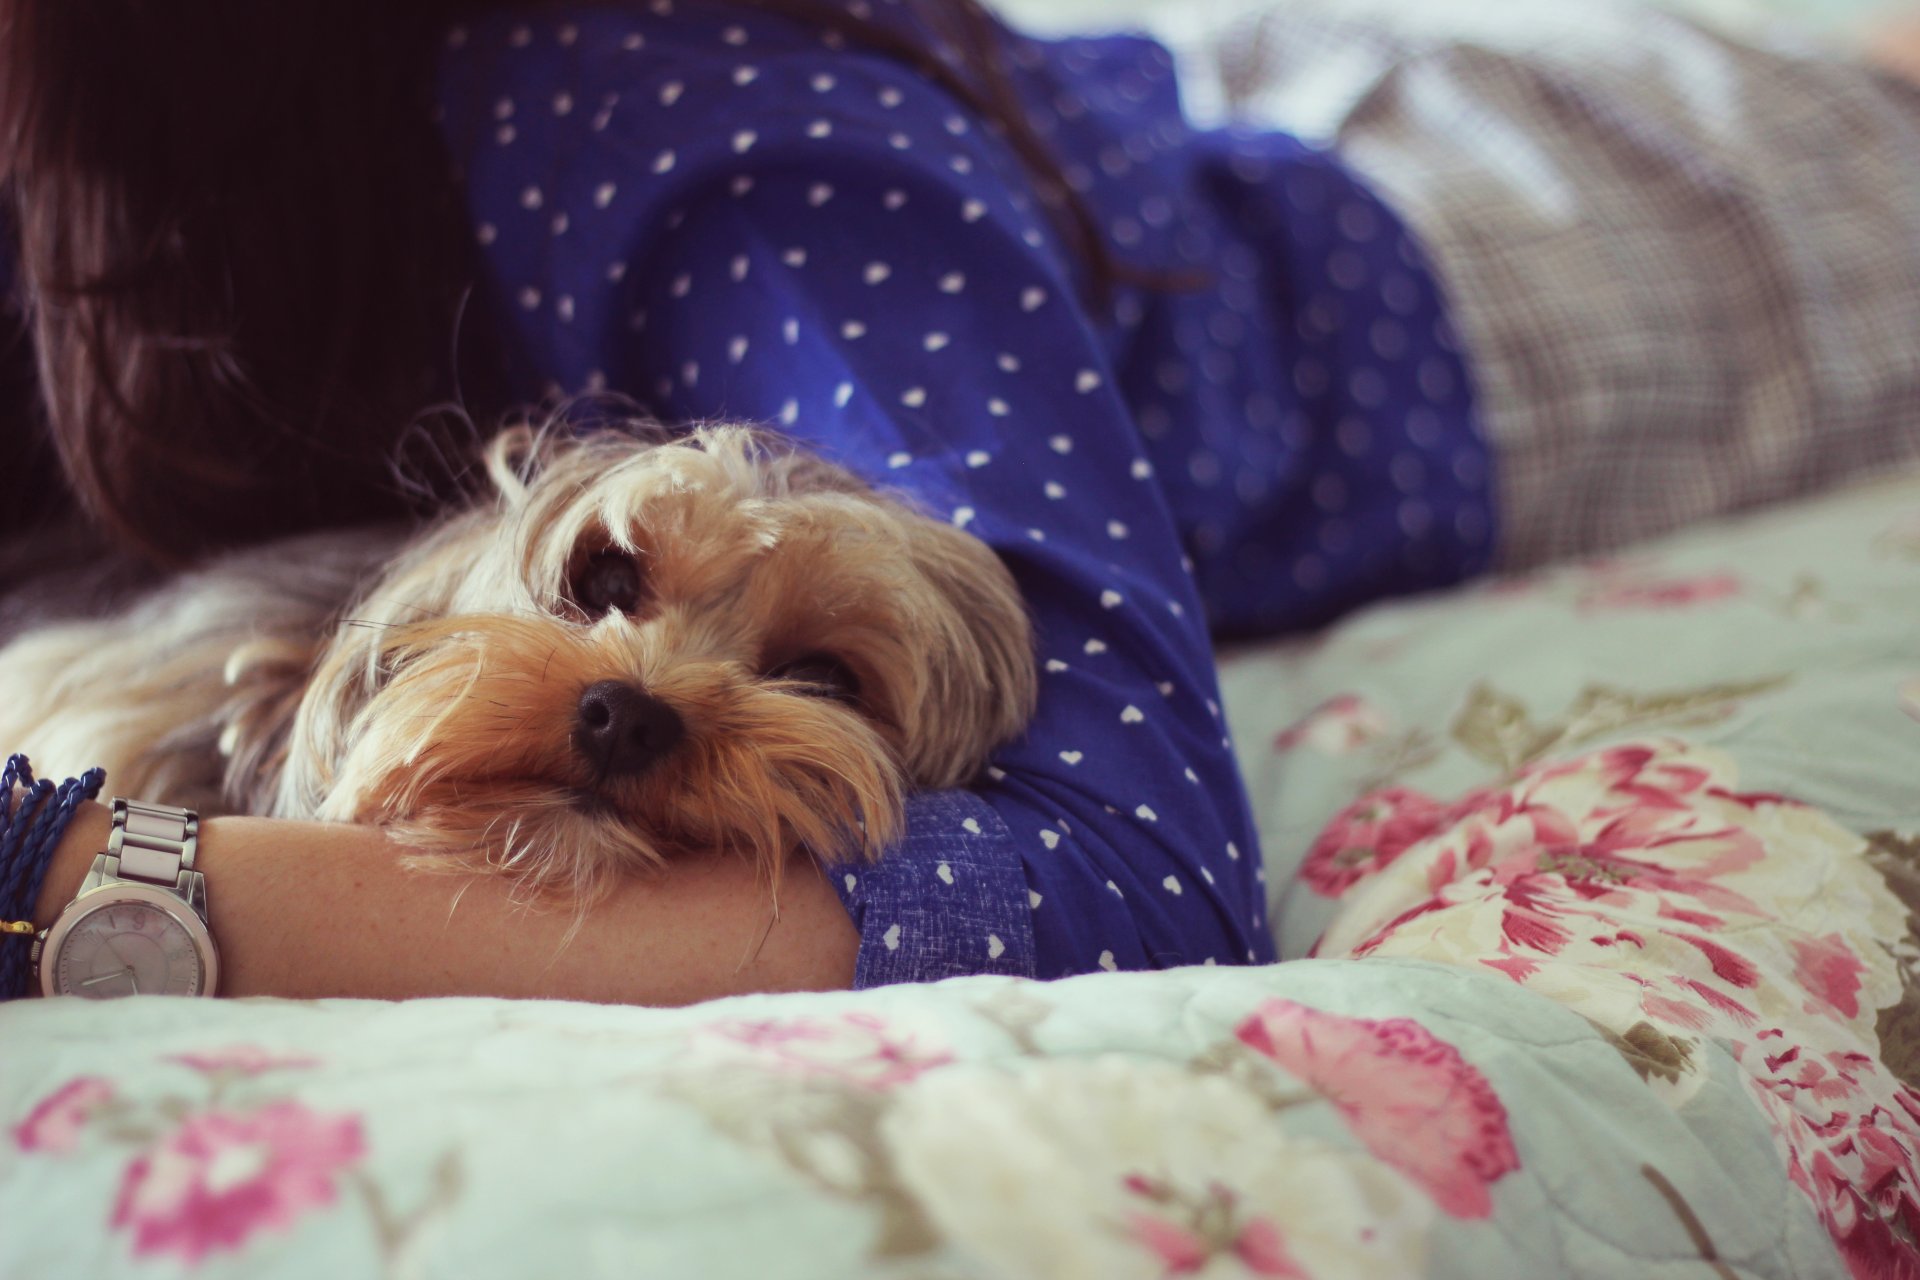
436 1 1493 984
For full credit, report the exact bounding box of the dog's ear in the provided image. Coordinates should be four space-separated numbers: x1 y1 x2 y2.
897 517 1038 788
268 511 494 818
216 529 408 811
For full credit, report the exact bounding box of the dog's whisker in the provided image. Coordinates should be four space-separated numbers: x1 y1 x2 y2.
735 904 782 974
480 810 509 848
500 816 528 867
361 598 438 618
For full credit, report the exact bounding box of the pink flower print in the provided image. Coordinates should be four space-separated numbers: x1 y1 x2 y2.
1578 570 1741 612
166 1046 321 1076
1578 745 1716 813
706 1012 952 1090
714 1017 823 1051
1675 933 1760 990
1127 1212 1211 1274
12 1077 115 1154
1120 1174 1305 1277
1301 788 1449 897
1676 978 1757 1026
1490 874 1577 958
1273 695 1390 756
1444 794 1582 874
1230 1218 1300 1276
1235 999 1519 1218
1641 993 1713 1031
111 1101 365 1263
1771 1097 1920 1280
1791 934 1868 1021
1459 768 1766 921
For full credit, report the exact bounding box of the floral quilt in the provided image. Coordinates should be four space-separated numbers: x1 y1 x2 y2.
8 469 1920 1279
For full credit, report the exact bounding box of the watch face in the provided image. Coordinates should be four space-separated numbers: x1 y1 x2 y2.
50 896 207 999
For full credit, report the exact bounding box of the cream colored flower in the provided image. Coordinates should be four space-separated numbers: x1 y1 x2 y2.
882 1056 1431 1280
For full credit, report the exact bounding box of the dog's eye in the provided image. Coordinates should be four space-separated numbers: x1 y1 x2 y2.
569 549 645 618
766 652 862 704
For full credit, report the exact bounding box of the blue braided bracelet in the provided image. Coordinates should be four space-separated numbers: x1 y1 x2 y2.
2 753 107 1000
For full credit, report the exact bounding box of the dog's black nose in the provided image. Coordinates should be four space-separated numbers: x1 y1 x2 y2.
574 680 685 778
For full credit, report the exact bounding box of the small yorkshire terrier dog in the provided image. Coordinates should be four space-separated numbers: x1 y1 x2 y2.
0 420 1037 899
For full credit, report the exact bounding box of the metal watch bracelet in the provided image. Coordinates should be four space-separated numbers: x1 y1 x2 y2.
106 799 202 887
32 799 219 998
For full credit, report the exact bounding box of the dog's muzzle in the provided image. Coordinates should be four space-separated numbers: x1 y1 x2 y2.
573 680 685 778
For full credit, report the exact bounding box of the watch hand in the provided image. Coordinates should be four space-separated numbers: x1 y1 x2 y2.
104 938 133 969
80 967 134 989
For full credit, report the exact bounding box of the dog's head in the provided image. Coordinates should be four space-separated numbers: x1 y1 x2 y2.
276 422 1036 900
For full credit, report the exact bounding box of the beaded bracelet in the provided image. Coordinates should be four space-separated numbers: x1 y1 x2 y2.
1 754 107 1000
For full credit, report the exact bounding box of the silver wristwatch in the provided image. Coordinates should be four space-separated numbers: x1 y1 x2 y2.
33 800 219 998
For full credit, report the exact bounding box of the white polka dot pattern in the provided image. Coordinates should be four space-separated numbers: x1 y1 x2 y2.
434 3 1486 984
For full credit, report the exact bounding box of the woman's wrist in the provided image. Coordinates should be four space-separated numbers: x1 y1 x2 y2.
26 794 111 929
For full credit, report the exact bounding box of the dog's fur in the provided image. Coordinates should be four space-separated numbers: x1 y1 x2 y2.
0 422 1036 900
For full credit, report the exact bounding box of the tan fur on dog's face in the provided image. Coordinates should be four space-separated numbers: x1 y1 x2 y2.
275 424 1036 900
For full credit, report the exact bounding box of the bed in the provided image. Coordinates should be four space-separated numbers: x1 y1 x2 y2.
7 3 1920 1278
8 441 1920 1279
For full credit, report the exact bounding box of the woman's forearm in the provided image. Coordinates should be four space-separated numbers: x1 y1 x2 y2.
28 800 857 1004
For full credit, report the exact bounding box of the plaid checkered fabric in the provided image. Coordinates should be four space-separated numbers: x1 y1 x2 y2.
1173 0 1920 569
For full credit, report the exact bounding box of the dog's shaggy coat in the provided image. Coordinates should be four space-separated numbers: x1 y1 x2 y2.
0 424 1036 900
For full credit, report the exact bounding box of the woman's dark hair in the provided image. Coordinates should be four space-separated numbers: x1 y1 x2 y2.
2 0 483 564
1 0 1131 566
